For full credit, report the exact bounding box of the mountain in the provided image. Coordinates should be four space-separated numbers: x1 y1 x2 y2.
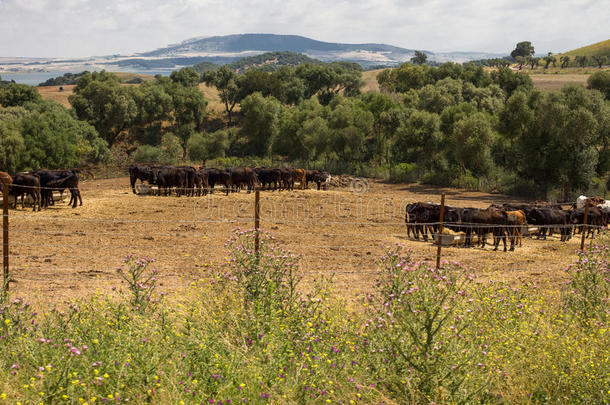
561 39 610 58
0 34 507 74
137 33 503 67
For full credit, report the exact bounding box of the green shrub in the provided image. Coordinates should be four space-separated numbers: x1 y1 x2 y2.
363 246 487 402
563 232 610 326
132 144 164 163
451 171 479 190
389 162 419 183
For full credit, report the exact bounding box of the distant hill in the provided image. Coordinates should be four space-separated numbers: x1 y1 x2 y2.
191 52 363 74
138 33 460 68
38 71 88 86
562 39 610 58
1 34 508 74
190 62 219 74
226 51 322 72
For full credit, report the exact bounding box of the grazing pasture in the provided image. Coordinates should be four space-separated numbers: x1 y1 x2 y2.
7 176 587 304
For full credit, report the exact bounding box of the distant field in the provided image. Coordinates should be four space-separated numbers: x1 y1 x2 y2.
37 84 74 107
361 69 382 92
37 75 225 112
528 73 589 91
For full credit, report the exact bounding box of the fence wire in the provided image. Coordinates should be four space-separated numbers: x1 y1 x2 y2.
2 184 607 293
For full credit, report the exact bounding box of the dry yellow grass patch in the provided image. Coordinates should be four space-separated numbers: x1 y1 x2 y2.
361 69 383 93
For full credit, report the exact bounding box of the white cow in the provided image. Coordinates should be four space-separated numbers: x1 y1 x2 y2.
576 195 589 209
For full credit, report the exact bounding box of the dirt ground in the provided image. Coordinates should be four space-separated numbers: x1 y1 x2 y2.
6 176 586 306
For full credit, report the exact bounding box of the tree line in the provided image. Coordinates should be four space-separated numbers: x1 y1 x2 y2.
1 57 609 200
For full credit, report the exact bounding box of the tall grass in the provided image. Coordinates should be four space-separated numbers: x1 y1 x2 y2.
0 231 608 403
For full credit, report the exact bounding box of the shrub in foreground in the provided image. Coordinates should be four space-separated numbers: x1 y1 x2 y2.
0 231 608 404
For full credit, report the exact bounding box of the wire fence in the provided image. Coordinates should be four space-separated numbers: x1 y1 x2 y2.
1 181 606 301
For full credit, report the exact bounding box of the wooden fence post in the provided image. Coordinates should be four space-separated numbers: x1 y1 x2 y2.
580 203 589 251
254 188 260 253
2 179 9 294
436 194 445 269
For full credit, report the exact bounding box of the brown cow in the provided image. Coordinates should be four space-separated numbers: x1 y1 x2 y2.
506 210 526 249
0 171 13 191
294 169 306 190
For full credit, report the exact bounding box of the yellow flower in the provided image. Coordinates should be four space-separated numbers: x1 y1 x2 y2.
93 339 99 344
0 393 6 399
3 319 10 326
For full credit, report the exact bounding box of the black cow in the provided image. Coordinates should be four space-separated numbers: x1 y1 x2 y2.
176 166 197 196
229 167 259 193
279 168 294 191
204 168 231 196
10 173 41 211
461 207 509 251
254 168 281 191
569 207 603 239
152 167 187 196
527 208 571 241
194 169 209 197
33 169 89 208
129 165 158 194
305 170 331 190
45 172 82 208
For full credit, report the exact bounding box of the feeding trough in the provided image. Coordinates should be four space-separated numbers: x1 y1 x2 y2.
0 192 63 206
434 233 458 247
136 184 154 195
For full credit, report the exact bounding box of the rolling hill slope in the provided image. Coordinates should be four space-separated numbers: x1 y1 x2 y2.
562 39 610 58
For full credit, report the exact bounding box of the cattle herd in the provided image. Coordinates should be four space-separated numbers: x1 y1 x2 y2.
1 166 609 253
0 169 91 211
128 165 332 196
406 198 610 251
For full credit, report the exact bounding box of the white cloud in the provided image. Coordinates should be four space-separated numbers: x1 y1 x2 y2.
0 0 608 57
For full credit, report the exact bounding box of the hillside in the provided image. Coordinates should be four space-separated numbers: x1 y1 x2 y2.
226 51 322 72
137 33 503 67
141 33 415 57
562 39 610 58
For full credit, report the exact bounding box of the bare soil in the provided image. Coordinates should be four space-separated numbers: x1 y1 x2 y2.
7 177 585 306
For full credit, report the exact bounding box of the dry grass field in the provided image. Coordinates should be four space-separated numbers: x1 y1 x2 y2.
37 79 226 112
361 69 382 92
37 84 75 107
528 73 590 91
7 176 586 306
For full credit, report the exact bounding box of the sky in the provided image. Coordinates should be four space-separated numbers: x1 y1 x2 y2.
0 0 608 57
